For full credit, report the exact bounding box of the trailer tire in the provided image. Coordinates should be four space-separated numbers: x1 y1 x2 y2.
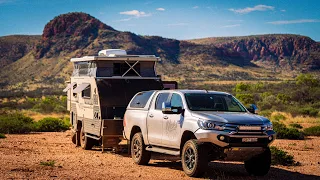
80 126 95 150
131 132 151 165
71 133 76 144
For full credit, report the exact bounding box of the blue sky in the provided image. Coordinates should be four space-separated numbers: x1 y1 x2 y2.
0 0 320 41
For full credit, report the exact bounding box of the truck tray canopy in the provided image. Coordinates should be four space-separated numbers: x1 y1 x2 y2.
97 79 163 119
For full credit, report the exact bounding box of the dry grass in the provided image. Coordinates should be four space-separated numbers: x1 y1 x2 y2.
271 111 320 129
21 110 68 121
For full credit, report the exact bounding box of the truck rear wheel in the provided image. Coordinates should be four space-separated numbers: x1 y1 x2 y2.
131 132 151 165
244 147 271 176
181 139 208 177
80 126 95 150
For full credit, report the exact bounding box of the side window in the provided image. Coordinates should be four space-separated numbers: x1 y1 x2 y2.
82 85 91 98
170 93 183 108
155 93 170 110
130 91 154 108
73 84 77 97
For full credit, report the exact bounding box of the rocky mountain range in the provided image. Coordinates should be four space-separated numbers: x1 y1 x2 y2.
0 12 319 97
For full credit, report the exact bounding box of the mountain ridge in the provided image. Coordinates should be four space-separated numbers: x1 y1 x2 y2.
0 12 319 97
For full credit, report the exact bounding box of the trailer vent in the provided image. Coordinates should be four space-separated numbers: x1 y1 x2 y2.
98 49 127 57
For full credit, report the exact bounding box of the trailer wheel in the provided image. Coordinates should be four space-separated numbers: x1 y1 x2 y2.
71 132 76 144
80 126 95 150
131 132 151 165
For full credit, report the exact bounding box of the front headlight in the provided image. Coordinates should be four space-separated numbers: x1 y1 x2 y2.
263 122 273 131
197 119 224 130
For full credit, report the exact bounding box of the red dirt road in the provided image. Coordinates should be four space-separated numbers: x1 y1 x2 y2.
0 131 319 180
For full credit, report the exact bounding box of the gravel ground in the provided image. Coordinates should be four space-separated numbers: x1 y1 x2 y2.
0 131 319 180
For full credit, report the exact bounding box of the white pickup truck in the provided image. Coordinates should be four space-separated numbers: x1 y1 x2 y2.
123 90 276 177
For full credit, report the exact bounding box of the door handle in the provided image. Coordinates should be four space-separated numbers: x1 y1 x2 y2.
163 116 168 120
149 114 154 118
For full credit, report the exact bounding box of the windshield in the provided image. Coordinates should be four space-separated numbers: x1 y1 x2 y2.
184 93 247 112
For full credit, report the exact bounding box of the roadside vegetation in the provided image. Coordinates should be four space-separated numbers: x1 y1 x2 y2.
0 113 70 134
270 146 297 166
0 133 6 138
303 126 320 136
0 96 67 114
40 160 56 167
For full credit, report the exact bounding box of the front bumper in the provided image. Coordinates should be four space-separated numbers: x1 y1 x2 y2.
194 129 276 148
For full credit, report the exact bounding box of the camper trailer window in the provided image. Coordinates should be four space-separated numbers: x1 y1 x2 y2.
82 85 91 98
73 84 77 97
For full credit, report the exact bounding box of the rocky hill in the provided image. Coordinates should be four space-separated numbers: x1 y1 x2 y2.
189 35 320 71
0 12 319 97
0 35 40 68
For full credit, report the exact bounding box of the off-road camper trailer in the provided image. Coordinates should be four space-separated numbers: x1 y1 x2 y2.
64 49 175 150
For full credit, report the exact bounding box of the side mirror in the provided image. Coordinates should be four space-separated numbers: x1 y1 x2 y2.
247 104 259 114
162 102 183 114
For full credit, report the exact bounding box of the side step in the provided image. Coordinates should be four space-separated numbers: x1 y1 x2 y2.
146 146 180 156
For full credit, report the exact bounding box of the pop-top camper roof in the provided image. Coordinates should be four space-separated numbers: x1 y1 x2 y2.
70 49 161 79
70 49 160 62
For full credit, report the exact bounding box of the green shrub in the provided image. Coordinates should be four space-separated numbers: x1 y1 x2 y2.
32 96 67 113
235 93 254 105
289 123 303 129
270 146 296 166
35 117 69 132
298 107 319 117
272 121 304 140
0 133 6 138
303 126 320 136
40 160 55 167
258 110 273 118
271 113 286 121
234 82 251 92
0 113 35 134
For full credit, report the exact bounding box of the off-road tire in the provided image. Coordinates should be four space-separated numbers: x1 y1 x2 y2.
71 132 76 144
80 126 95 150
181 139 208 177
131 132 151 165
244 147 271 176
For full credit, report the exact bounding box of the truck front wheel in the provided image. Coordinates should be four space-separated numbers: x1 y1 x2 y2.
181 139 208 177
131 132 151 165
244 147 271 176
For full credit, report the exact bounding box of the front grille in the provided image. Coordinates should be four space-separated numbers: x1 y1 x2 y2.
224 123 265 135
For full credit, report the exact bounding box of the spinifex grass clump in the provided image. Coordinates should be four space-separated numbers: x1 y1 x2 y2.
35 117 70 132
0 113 34 134
272 121 304 140
0 133 6 138
270 146 297 166
303 126 320 136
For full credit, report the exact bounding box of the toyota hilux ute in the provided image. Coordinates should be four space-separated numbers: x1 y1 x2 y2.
123 90 276 177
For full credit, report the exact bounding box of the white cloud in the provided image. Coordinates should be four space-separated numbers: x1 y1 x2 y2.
281 9 286 12
221 24 241 28
229 5 274 14
156 8 165 11
227 20 243 22
167 23 189 26
0 0 14 4
114 18 133 22
267 19 320 25
192 6 199 9
119 10 151 18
